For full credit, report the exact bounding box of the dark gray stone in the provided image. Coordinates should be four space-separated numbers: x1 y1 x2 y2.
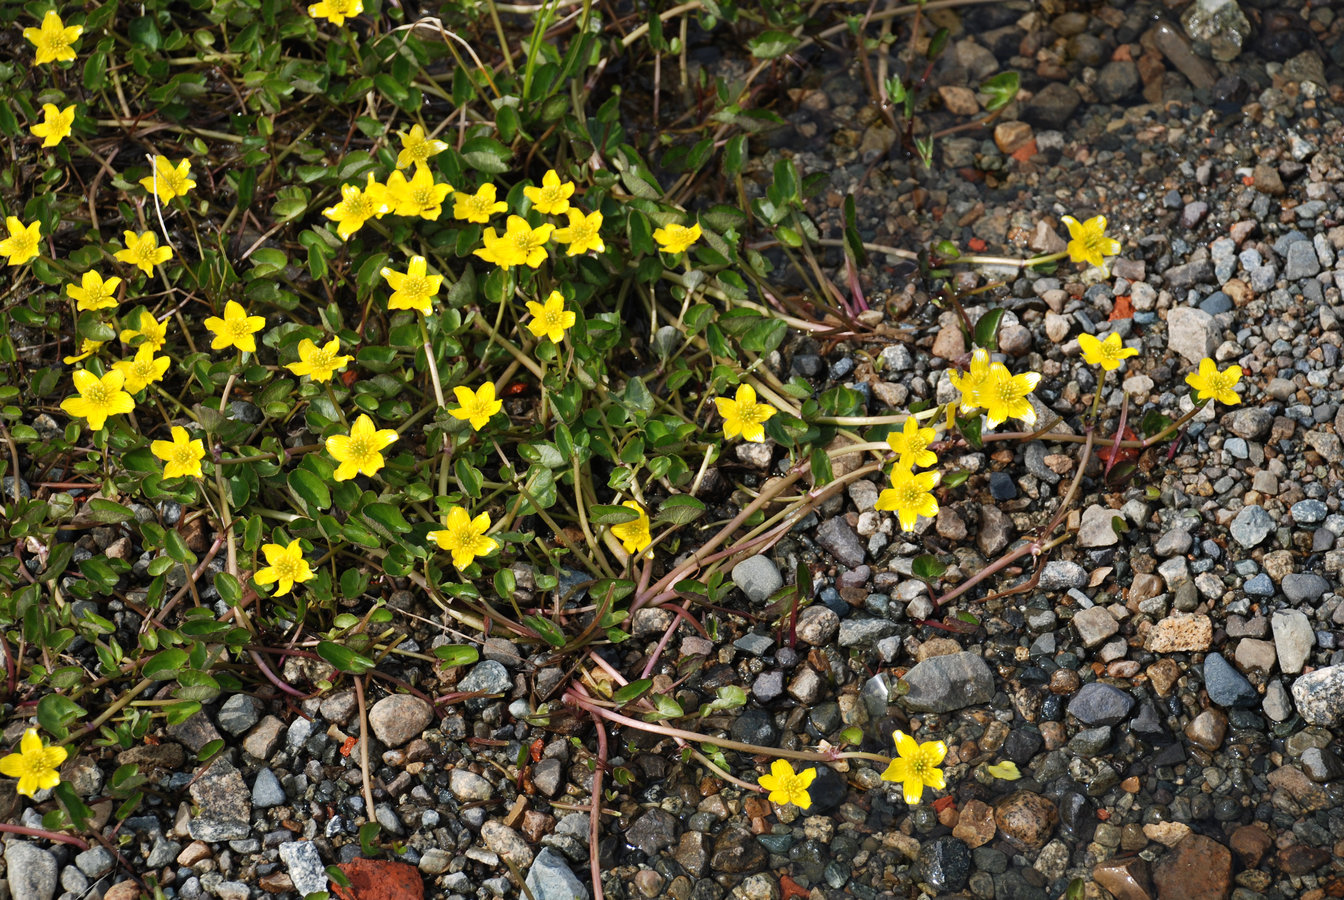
1067 683 1135 726
1204 652 1258 708
901 652 995 713
918 837 972 892
815 517 865 567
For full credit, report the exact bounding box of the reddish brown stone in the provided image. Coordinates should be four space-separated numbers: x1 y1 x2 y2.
1278 844 1331 875
331 859 424 900
1229 824 1274 867
994 791 1058 851
1093 856 1153 900
1153 834 1232 900
951 799 997 849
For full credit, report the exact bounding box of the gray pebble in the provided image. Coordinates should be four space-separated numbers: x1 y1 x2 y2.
251 768 286 808
279 841 328 897
1230 505 1275 548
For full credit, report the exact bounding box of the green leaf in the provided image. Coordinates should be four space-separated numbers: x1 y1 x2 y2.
980 71 1020 112
288 468 331 512
942 470 969 488
358 822 381 857
166 701 202 726
748 29 800 60
956 413 983 450
524 615 566 648
655 495 705 526
433 645 480 666
143 649 189 680
809 447 833 486
85 498 135 524
613 679 653 704
643 694 684 721
54 783 92 831
912 555 947 581
36 694 85 740
363 503 412 535
972 308 1004 351
129 15 162 50
460 136 512 174
589 504 641 525
164 529 197 567
316 640 376 674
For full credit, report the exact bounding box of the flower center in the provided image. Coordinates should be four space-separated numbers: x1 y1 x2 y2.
400 276 427 297
911 757 928 776
348 195 373 218
737 404 762 425
540 186 563 204
174 445 196 466
512 231 536 252
348 435 373 462
412 187 434 208
273 556 299 581
900 483 922 506
453 525 480 551
544 310 564 329
468 196 490 215
86 383 110 405
227 320 250 339
311 348 334 368
997 379 1018 403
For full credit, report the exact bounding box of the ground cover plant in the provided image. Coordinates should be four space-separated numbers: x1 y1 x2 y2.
0 0 1246 897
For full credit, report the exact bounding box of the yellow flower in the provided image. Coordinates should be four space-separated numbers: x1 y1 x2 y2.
758 759 816 810
523 169 575 216
326 413 398 481
139 156 196 203
285 338 352 383
525 291 576 344
112 343 171 393
62 339 103 365
610 500 652 557
24 11 82 66
203 300 266 354
449 383 503 431
380 255 442 316
60 369 135 431
253 538 313 597
986 761 1021 781
876 466 940 532
119 311 168 350
880 730 947 806
322 174 389 240
1061 214 1120 275
114 230 173 276
308 0 363 26
980 363 1041 430
1077 331 1137 372
552 208 605 257
886 416 938 470
151 426 206 479
652 221 701 255
0 217 42 266
475 216 553 270
947 347 991 414
714 383 777 443
67 270 121 311
30 103 75 148
453 183 508 223
1185 357 1242 406
395 123 449 169
0 728 67 798
385 166 452 220
428 506 499 570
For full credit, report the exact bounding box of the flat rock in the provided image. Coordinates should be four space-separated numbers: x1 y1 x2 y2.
1078 504 1120 547
1072 607 1119 648
1093 856 1152 900
368 695 434 748
279 841 327 897
731 555 783 603
1272 610 1314 674
1166 307 1216 365
481 821 534 868
4 842 57 900
1230 505 1274 548
1292 665 1344 725
1153 833 1232 900
188 757 252 842
1067 682 1135 726
815 517 865 567
900 652 995 713
951 798 996 848
1282 573 1329 604
1145 614 1213 653
526 847 590 900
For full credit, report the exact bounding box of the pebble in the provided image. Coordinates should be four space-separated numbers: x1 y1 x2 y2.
1067 682 1134 726
1152 833 1232 900
526 848 590 900
1230 505 1274 548
1184 709 1228 751
918 837 971 892
1071 607 1118 648
730 555 783 603
450 768 494 802
188 757 252 842
1282 572 1328 603
815 517 865 567
251 768 286 808
242 716 285 759
837 617 897 647
795 605 839 646
900 652 995 713
1145 614 1212 652
994 791 1058 851
1077 504 1120 547
1203 652 1258 708
1272 610 1314 674
6 842 57 900
1292 665 1344 725
458 660 512 704
368 694 434 748
216 694 261 736
1038 560 1086 591
278 841 327 897
1166 307 1216 365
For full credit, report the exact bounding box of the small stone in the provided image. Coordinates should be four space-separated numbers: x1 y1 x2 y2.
1285 239 1321 280
951 798 997 848
1300 746 1344 782
1252 162 1285 196
459 660 512 705
481 821 533 868
795 605 839 647
279 841 327 897
709 826 768 874
251 768 286 808
900 652 995 713
1166 307 1216 365
368 695 434 748
1024 82 1080 128
1229 824 1273 867
993 121 1033 154
6 843 57 900
1072 607 1119 648
1272 610 1314 674
838 617 897 647
731 555 783 603
450 768 494 802
1184 709 1228 751
1039 561 1087 591
918 837 971 893
1291 499 1327 525
1078 505 1120 547
1145 614 1213 653
531 759 563 798
1092 856 1153 900
1153 834 1233 900
1291 665 1344 726
1180 0 1251 61
1203 652 1258 708
525 848 590 900
216 695 261 736
1095 60 1140 103
994 791 1058 851
932 324 966 361
1264 679 1293 721
815 517 865 567
1234 638 1276 675
242 716 284 760
1282 573 1328 603
188 757 252 842
938 85 979 116
1067 683 1135 726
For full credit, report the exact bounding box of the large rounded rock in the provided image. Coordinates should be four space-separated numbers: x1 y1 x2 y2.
994 791 1058 851
368 694 434 747
918 836 971 892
